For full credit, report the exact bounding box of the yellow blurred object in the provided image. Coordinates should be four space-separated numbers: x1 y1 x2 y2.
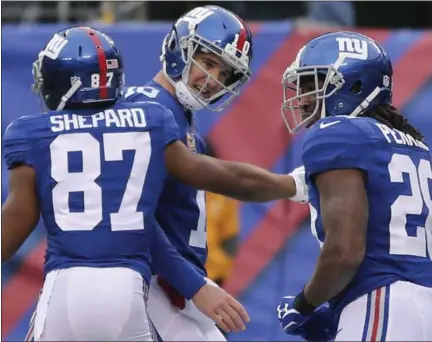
205 192 239 284
101 1 115 23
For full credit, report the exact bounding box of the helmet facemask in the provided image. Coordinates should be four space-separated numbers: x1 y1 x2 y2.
281 63 345 133
163 30 251 112
31 52 45 95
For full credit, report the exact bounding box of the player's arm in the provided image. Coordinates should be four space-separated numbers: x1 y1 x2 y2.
2 119 40 263
165 141 306 202
2 165 40 263
294 119 369 311
303 168 367 306
156 104 307 203
150 223 249 333
151 222 207 299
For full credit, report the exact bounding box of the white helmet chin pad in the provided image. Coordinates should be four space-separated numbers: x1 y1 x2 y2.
175 80 206 111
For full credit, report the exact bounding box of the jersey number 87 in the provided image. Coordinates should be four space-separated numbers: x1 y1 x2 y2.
50 132 151 232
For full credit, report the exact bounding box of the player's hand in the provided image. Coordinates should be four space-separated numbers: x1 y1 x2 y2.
300 304 338 342
277 295 309 335
277 296 337 341
289 165 309 203
192 283 250 333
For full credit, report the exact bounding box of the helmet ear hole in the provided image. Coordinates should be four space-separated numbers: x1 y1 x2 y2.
350 80 363 95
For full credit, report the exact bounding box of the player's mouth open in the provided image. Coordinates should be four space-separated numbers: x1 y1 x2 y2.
193 85 211 99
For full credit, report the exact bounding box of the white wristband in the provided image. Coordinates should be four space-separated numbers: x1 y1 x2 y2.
289 166 309 203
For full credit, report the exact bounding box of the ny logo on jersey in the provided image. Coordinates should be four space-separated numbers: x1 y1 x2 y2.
336 37 368 60
186 132 197 153
177 7 214 31
44 34 68 60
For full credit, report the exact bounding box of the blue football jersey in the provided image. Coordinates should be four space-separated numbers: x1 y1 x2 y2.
302 116 432 313
122 81 208 276
3 100 179 284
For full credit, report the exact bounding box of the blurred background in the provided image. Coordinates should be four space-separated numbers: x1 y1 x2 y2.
2 1 432 341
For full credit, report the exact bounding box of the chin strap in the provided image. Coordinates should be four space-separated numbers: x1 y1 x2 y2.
349 86 381 117
56 79 83 111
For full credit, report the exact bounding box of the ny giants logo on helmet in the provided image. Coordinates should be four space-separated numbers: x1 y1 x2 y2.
44 34 68 60
336 37 368 60
179 7 250 61
179 7 214 29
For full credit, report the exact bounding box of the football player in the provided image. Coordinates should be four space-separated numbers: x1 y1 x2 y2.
277 31 432 341
121 5 308 341
2 26 250 341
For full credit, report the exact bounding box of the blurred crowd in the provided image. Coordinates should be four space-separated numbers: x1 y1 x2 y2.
3 1 432 29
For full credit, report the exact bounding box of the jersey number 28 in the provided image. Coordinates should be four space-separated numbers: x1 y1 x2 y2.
389 153 432 259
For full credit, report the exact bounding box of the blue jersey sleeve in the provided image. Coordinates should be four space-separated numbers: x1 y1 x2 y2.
3 118 34 169
161 108 180 147
121 86 161 103
302 118 371 177
150 222 206 299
